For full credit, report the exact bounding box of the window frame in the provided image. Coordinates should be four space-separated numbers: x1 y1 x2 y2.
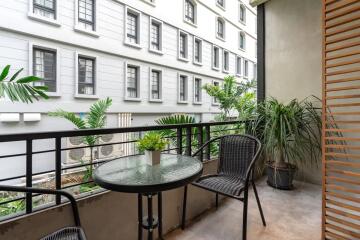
124 6 142 49
178 30 189 62
28 0 61 26
193 37 203 65
236 56 242 77
75 52 99 99
212 80 220 106
216 0 226 10
124 62 141 101
239 3 246 24
149 17 163 55
216 17 226 41
239 31 246 50
244 59 249 78
222 49 229 73
74 0 99 37
178 73 189 104
193 77 202 105
183 0 197 27
212 45 220 71
29 42 61 97
149 67 163 102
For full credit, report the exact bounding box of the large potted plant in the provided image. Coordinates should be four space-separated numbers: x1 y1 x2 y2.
138 132 168 165
251 97 322 189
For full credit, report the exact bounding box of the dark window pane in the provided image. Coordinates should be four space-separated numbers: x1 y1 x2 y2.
78 0 95 30
127 12 138 44
151 22 160 50
33 0 55 19
151 70 160 99
127 66 138 98
33 48 57 92
78 57 95 95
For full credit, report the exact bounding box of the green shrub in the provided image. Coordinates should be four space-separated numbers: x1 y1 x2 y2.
138 132 169 151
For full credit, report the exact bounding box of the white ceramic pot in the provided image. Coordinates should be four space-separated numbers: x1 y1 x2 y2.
145 150 161 165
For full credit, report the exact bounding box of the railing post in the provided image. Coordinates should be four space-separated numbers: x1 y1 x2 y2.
205 125 211 160
177 128 183 155
186 127 192 156
55 137 62 205
25 139 33 214
197 126 203 161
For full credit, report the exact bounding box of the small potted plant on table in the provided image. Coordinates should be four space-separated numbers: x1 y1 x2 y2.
138 132 168 165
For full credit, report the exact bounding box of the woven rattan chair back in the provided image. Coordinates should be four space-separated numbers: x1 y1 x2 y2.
218 135 258 179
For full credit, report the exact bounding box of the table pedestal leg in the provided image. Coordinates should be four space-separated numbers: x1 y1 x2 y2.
138 193 163 240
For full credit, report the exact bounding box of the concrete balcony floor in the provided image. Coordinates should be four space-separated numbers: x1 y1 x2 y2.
166 179 321 240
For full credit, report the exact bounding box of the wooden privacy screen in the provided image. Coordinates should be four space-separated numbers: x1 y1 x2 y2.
322 0 360 239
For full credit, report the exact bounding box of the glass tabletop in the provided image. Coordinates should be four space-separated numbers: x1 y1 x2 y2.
93 154 203 193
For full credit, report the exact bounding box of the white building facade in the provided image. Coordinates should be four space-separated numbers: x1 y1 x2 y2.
0 0 257 132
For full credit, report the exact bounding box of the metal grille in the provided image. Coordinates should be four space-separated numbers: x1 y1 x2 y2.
194 78 201 103
322 0 360 239
127 12 138 44
213 46 219 68
179 33 187 58
33 0 55 19
185 0 195 23
151 22 160 50
194 39 201 63
179 75 187 102
78 0 94 30
127 66 138 98
78 57 95 95
33 47 57 92
151 70 160 99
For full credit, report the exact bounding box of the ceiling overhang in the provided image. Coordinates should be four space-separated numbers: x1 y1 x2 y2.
249 0 271 7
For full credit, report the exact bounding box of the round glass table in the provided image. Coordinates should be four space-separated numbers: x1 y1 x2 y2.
93 154 203 240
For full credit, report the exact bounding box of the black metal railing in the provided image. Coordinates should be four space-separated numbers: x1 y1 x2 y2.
0 120 247 221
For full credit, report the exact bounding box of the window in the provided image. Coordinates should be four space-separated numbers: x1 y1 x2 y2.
239 4 246 23
184 0 196 25
33 47 57 93
125 64 140 100
78 0 95 30
212 45 220 70
244 60 249 78
236 56 242 76
33 0 56 19
223 50 229 72
178 31 189 61
149 18 162 53
150 69 162 101
216 0 225 9
212 81 220 104
77 56 95 96
178 74 188 103
216 17 225 40
125 7 141 47
253 63 257 80
193 78 202 104
193 37 202 64
239 32 246 50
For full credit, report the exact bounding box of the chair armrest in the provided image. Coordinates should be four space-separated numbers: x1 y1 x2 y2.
0 185 81 226
191 136 224 159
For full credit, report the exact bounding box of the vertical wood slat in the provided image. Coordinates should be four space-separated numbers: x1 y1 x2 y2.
322 0 360 239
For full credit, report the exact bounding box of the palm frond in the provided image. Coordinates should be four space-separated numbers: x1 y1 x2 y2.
87 97 113 129
48 110 87 129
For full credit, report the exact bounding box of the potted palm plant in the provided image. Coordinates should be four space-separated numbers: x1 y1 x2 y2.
251 97 322 189
138 132 168 165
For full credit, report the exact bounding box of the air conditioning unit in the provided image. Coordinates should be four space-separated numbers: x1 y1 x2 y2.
65 136 92 166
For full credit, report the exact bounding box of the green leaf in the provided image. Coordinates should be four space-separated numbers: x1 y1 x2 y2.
16 76 41 83
9 68 23 82
0 65 10 81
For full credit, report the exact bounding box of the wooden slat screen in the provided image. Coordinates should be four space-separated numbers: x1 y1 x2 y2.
323 0 360 239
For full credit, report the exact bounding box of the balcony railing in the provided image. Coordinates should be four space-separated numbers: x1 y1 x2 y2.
0 120 247 222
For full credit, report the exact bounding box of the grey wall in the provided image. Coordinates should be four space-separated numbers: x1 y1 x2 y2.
265 0 322 184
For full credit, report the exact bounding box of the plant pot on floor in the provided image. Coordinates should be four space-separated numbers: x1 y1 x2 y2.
266 162 297 190
145 150 161 166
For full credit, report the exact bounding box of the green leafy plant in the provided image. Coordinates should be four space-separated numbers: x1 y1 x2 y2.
235 92 256 121
251 97 322 169
138 132 169 152
203 76 255 118
0 65 48 103
49 97 113 179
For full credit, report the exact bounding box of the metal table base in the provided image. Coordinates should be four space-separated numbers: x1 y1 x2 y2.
138 192 163 240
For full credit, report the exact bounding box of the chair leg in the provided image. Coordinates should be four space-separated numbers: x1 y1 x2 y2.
215 193 219 209
242 188 248 240
252 181 266 227
181 185 188 230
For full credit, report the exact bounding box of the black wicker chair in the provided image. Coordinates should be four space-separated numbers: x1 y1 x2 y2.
181 134 266 240
0 185 86 240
